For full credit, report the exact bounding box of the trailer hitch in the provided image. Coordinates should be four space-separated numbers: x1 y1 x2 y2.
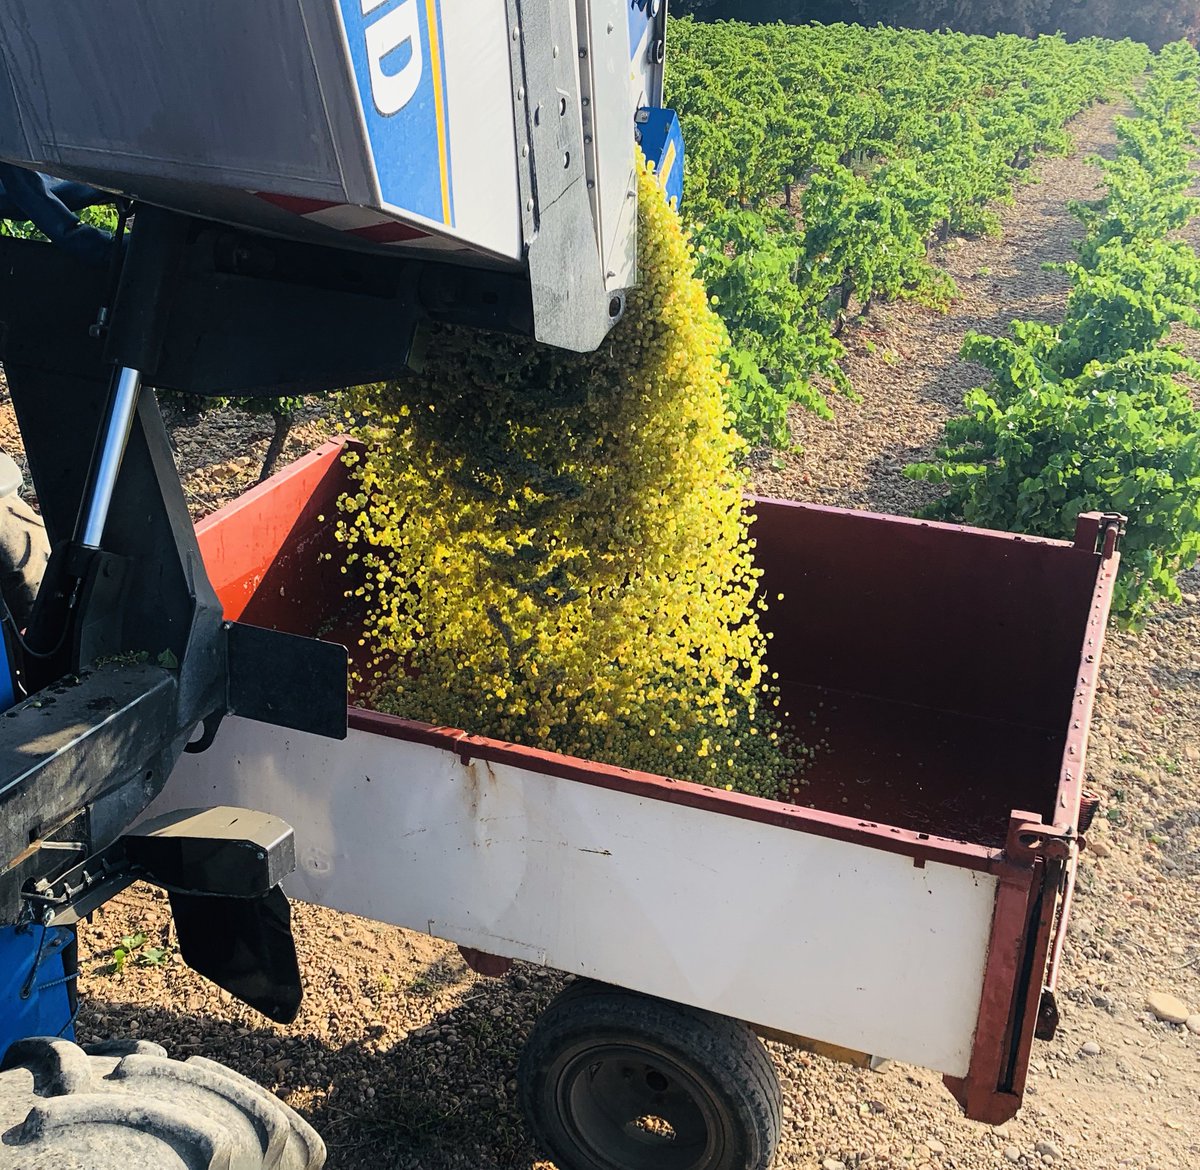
23 806 303 1023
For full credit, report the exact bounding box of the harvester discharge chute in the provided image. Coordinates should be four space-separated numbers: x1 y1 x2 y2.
0 0 681 352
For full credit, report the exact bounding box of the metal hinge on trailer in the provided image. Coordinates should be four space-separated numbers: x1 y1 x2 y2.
946 812 1079 1118
1006 812 1080 1053
1033 821 1092 1045
1074 511 1126 558
1005 811 1078 1033
1005 814 1076 866
1036 988 1060 1042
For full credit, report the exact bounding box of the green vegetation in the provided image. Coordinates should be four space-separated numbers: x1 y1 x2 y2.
667 19 1150 445
671 2 1200 53
0 202 118 241
908 41 1200 625
110 930 170 974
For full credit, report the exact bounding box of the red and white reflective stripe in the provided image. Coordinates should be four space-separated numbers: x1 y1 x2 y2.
250 191 429 244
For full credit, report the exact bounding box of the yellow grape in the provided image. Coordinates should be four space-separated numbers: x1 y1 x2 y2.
336 155 795 798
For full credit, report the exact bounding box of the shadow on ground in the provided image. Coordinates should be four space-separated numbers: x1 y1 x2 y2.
78 958 568 1170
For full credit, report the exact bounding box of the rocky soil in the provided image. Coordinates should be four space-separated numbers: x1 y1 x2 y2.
5 95 1196 1169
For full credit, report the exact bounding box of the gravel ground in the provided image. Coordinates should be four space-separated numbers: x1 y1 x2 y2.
6 95 1198 1170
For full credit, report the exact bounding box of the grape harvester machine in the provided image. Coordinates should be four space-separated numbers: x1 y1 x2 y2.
0 4 1115 1170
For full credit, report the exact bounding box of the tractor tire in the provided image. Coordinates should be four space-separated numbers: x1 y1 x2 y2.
0 1037 325 1170
0 490 49 629
518 980 782 1170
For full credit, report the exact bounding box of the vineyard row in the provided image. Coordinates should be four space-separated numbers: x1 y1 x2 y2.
910 40 1200 624
666 19 1153 444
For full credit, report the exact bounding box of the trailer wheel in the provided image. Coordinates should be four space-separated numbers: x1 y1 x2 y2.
518 981 781 1170
0 1036 325 1169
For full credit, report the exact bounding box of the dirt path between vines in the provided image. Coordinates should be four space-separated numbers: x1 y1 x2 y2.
13 94 1194 1170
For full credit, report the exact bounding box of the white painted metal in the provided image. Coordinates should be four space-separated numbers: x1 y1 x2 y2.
578 0 638 292
438 2 523 260
158 716 998 1078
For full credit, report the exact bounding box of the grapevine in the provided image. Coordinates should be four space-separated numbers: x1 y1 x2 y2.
667 18 1151 446
909 41 1200 626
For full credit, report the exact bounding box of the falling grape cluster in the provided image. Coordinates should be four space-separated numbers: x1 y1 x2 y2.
336 156 794 797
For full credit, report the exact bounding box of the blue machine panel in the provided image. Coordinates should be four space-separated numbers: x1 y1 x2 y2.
0 635 14 711
637 107 684 210
338 0 455 226
0 924 74 1059
627 0 659 58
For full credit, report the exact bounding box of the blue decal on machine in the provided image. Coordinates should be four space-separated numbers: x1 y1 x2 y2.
628 0 655 61
637 107 683 210
339 0 454 227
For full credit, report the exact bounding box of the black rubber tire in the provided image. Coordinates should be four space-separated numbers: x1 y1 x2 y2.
0 492 48 629
518 981 782 1170
0 1037 325 1170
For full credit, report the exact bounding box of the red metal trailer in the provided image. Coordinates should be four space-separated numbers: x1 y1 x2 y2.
155 437 1118 1151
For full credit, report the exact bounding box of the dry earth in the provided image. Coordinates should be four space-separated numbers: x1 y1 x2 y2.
3 95 1196 1170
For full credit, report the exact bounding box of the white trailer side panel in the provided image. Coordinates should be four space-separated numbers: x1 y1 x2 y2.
156 717 998 1078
